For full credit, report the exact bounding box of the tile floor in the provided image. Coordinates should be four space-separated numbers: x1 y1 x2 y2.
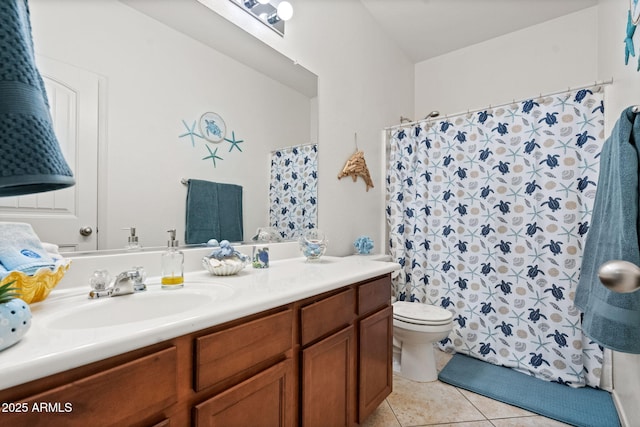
362 350 572 427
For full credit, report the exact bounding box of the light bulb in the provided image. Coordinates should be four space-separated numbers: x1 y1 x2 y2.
277 1 293 21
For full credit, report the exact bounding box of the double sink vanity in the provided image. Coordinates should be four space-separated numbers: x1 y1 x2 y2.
0 247 399 426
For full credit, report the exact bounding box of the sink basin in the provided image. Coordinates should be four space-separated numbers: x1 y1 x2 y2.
48 283 235 329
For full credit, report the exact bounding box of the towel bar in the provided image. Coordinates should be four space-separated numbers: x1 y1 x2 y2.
633 105 640 114
598 260 640 293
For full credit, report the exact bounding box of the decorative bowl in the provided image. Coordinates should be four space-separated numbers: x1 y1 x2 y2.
202 255 248 276
299 229 327 261
0 262 70 304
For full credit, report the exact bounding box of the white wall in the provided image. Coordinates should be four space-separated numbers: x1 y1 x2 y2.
29 0 311 249
206 0 415 255
414 7 599 117
596 1 640 424
293 0 415 255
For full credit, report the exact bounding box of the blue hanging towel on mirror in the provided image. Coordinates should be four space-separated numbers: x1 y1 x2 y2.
185 179 243 244
574 106 640 354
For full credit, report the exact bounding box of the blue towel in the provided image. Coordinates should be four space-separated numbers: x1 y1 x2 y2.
0 0 74 196
0 222 55 278
574 106 640 354
185 179 243 244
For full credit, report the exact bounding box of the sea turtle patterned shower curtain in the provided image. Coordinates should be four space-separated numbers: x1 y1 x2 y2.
386 89 605 387
269 144 318 240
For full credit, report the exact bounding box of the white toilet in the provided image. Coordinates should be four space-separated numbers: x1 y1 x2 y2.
392 301 454 382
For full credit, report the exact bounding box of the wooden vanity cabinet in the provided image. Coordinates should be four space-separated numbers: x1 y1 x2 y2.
299 274 393 427
0 273 392 427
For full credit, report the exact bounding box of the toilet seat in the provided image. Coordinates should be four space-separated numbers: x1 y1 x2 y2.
393 301 453 326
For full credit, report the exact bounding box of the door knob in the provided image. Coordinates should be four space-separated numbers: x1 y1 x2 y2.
79 226 93 236
598 260 640 293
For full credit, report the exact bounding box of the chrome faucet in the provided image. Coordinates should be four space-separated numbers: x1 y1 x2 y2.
89 267 147 299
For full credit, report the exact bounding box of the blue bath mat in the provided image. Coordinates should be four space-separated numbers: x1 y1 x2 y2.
438 353 620 427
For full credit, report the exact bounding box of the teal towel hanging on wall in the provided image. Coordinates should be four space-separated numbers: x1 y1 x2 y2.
185 179 243 244
574 106 640 354
0 0 75 197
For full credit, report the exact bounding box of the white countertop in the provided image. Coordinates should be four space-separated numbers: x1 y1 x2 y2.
0 256 399 391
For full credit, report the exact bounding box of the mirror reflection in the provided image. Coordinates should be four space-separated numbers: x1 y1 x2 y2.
0 0 318 252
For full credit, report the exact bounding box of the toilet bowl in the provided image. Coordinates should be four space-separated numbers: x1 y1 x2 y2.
392 301 453 382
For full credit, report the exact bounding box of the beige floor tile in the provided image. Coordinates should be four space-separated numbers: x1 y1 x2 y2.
386 375 486 425
428 422 494 427
457 388 535 419
435 348 454 372
360 400 401 427
490 415 573 427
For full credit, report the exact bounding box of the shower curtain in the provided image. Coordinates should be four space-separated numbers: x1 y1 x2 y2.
269 144 318 240
386 89 605 387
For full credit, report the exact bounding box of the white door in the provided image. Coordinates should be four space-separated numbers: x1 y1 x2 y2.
0 56 100 251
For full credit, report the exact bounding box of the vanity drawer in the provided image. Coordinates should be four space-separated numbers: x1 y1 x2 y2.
0 346 177 427
358 275 391 316
195 308 293 392
301 288 356 346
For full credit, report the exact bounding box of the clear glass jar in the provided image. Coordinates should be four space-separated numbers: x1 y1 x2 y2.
299 229 327 261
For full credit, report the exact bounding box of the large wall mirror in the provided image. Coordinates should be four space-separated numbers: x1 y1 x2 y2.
1 0 318 252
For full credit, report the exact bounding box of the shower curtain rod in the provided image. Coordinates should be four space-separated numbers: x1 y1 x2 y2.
384 78 614 131
270 142 317 154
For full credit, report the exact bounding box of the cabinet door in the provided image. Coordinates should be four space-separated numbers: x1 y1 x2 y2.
0 346 177 427
358 306 393 423
194 359 294 427
302 326 356 427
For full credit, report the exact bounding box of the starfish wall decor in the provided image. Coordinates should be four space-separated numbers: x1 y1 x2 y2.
178 115 245 168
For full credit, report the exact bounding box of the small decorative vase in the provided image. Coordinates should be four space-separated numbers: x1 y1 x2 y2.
299 229 327 261
252 246 269 269
0 298 32 352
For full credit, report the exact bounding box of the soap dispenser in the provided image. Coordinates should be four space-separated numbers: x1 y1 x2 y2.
161 229 184 289
123 227 141 250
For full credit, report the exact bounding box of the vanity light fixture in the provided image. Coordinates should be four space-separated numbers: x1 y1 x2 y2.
230 0 293 36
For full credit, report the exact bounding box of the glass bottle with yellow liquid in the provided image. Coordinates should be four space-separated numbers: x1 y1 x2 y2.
162 229 184 289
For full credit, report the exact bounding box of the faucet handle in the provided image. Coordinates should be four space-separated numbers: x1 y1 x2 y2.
89 270 110 291
132 266 147 292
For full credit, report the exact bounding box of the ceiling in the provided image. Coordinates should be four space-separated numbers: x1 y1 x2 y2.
359 0 599 63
